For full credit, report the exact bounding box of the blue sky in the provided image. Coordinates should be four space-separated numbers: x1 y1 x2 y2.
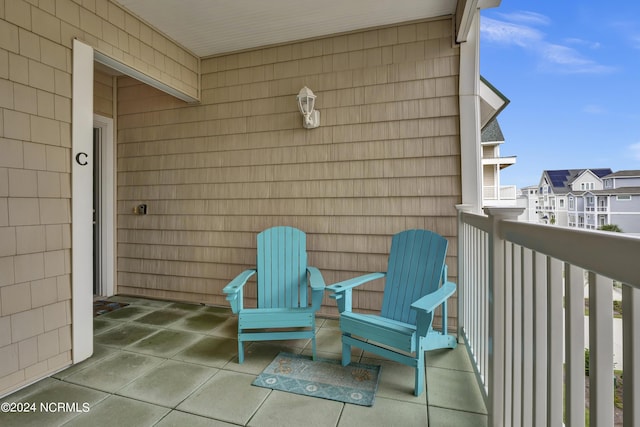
480 2 640 189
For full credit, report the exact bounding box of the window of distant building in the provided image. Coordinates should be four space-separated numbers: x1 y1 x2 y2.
581 182 595 190
604 179 613 189
569 196 574 209
559 199 565 208
587 196 594 204
617 195 631 201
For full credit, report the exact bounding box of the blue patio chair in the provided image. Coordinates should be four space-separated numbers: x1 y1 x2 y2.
222 226 325 363
327 229 457 396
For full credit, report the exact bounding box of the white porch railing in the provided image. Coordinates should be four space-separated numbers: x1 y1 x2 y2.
483 185 517 201
457 205 640 427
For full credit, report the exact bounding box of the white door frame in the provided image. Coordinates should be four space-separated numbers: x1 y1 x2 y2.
93 114 115 297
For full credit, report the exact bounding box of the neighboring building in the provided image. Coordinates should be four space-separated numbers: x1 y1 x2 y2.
481 118 517 206
516 185 539 222
535 169 640 232
0 1 503 398
570 170 640 233
537 168 612 226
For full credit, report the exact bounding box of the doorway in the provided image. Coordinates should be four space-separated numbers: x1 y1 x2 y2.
93 115 115 298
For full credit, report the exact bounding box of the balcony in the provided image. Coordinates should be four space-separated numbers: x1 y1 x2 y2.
0 297 487 426
458 205 640 427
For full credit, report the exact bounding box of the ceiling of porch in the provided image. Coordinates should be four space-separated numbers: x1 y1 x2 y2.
113 0 457 57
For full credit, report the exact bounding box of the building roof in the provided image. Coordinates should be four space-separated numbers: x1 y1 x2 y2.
542 168 613 194
592 186 640 195
603 170 640 178
481 119 505 143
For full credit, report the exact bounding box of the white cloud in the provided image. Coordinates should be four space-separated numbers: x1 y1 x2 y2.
481 11 614 74
630 142 640 160
481 17 542 47
496 11 551 26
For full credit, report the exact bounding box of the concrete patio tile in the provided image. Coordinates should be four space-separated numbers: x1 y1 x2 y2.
155 410 236 427
426 345 474 372
126 329 201 358
360 357 426 405
428 406 488 427
169 312 229 333
200 305 232 315
93 317 122 334
177 370 270 425
426 366 487 414
63 351 164 393
314 327 363 358
224 342 302 375
117 360 217 408
166 301 206 312
248 390 342 427
172 336 238 368
209 316 238 338
53 344 119 379
63 395 169 427
97 305 154 321
134 309 190 327
94 323 159 348
0 380 108 427
121 297 173 308
338 397 428 427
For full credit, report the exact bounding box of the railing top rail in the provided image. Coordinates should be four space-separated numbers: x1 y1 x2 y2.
459 209 640 288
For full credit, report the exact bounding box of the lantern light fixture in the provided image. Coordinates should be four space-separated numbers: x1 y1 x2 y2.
296 86 320 129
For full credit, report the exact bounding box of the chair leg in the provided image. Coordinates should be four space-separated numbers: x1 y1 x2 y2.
341 336 352 367
414 351 425 396
238 338 244 364
311 336 317 360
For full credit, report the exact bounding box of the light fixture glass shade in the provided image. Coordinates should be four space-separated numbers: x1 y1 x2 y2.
297 86 319 128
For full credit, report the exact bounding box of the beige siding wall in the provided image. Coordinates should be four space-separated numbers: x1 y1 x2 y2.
0 0 197 397
117 18 462 322
94 69 113 117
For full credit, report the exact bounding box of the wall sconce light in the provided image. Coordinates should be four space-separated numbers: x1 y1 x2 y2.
297 86 320 129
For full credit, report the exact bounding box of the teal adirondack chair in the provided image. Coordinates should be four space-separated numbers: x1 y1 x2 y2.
222 226 325 363
327 229 457 396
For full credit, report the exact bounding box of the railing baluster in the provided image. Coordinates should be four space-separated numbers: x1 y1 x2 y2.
588 272 614 426
533 252 548 426
547 258 563 426
503 241 514 426
511 245 523 427
521 248 534 427
565 264 585 427
623 285 639 427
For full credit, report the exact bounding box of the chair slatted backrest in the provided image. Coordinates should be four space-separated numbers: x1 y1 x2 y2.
256 226 308 309
381 229 448 325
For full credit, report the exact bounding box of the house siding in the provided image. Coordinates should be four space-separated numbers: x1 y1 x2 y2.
0 0 198 397
115 18 462 321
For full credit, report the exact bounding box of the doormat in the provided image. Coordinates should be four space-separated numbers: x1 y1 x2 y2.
253 352 381 406
93 300 129 317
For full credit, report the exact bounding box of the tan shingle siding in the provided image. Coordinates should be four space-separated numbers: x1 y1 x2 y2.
116 18 461 324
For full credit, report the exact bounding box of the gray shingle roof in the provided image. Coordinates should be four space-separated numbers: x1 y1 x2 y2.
481 119 504 142
603 170 640 178
542 168 613 194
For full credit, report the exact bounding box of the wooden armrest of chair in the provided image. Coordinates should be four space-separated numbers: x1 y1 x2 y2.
326 272 386 297
306 266 327 291
222 269 256 313
411 281 456 314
